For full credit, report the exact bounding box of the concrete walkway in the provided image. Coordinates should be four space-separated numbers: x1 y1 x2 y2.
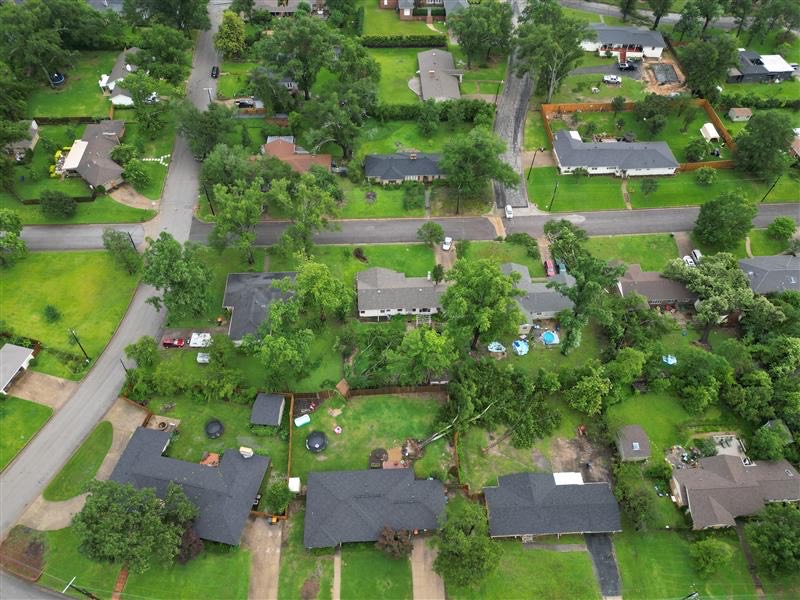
241 517 282 600
411 538 445 600
333 546 342 600
9 371 78 411
745 236 754 258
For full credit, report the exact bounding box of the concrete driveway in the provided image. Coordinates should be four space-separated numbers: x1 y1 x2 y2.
411 538 445 600
8 371 78 411
571 64 642 80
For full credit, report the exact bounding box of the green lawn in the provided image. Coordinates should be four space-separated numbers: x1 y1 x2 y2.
358 0 432 36
123 118 177 201
748 228 790 256
0 252 139 358
585 234 679 271
217 61 259 99
723 79 800 101
534 73 646 104
341 543 412 600
278 508 334 600
41 527 118 599
289 394 452 482
43 421 112 501
458 426 545 490
527 167 625 212
447 538 601 599
339 180 424 219
358 119 472 155
615 528 756 600
27 51 118 118
367 48 423 103
460 241 546 277
0 397 53 471
523 110 551 151
628 170 799 208
430 184 492 216
0 195 155 225
510 321 604 374
449 45 507 83
755 556 800 599
724 108 800 137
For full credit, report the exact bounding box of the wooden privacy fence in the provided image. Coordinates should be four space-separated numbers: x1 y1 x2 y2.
677 160 734 172
291 384 447 403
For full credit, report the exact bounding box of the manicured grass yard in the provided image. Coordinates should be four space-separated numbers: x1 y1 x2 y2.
458 426 545 489
448 538 601 599
510 321 604 375
27 51 117 118
534 74 646 104
460 241 546 277
341 543 412 600
357 0 431 36
43 421 112 501
289 394 452 482
430 184 492 216
339 179 424 219
0 252 138 357
124 118 177 201
367 48 424 103
527 167 625 212
358 119 472 155
217 61 259 99
42 527 117 598
0 397 53 471
723 79 800 102
614 528 756 600
0 195 155 225
523 110 551 151
585 234 679 271
748 228 789 256
449 45 507 84
278 508 334 600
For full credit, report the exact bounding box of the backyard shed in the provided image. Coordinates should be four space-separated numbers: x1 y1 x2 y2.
727 107 752 122
700 122 720 143
616 425 651 462
250 393 286 427
0 343 35 395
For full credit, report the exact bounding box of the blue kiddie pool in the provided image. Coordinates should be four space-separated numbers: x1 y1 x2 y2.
512 340 529 356
541 331 560 345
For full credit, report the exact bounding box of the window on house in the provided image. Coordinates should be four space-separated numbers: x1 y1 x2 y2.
380 309 385 313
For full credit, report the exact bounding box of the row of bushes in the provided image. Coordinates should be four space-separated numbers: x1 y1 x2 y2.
716 93 800 113
359 34 447 48
412 7 446 16
371 98 494 123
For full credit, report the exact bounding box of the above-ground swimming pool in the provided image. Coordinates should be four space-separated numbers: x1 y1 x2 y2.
541 331 560 345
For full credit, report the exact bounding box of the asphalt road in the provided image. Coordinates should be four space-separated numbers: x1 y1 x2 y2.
0 5 226 588
557 0 739 29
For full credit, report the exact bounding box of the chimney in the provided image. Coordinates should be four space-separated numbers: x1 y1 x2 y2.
239 447 254 459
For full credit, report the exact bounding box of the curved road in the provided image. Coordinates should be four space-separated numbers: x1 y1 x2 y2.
558 0 740 30
0 3 227 598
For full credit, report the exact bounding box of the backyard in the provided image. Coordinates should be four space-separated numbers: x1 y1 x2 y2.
357 0 431 36
358 119 472 155
460 240 546 277
43 421 113 501
27 50 118 118
585 234 679 271
288 394 453 482
367 48 424 103
340 543 412 600
527 166 625 212
533 74 647 104
278 508 334 600
0 397 53 471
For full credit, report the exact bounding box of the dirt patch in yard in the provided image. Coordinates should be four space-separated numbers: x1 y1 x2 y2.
549 436 612 483
0 526 45 581
642 51 687 96
301 576 321 600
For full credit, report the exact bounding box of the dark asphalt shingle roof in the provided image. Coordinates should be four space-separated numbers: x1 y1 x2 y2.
553 129 678 171
364 153 442 181
588 24 665 48
484 472 621 537
222 272 296 340
76 120 125 188
251 393 286 426
110 428 270 545
356 267 448 312
617 264 698 304
616 425 651 460
304 469 446 548
738 255 800 294
417 50 461 101
502 263 574 318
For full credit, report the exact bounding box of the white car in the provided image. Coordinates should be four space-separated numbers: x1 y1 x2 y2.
189 332 212 348
504 204 513 219
691 249 703 263
196 352 210 364
603 75 621 85
682 255 696 268
442 236 453 251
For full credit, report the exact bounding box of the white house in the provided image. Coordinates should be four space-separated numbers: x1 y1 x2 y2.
581 24 666 60
552 130 679 177
0 343 35 395
99 47 140 107
356 267 449 318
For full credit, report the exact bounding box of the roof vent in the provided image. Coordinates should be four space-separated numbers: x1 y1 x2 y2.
239 447 254 458
632 442 640 451
788 470 795 477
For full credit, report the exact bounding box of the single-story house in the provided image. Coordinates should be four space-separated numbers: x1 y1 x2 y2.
616 425 651 462
356 267 448 318
364 153 444 185
63 120 126 191
727 50 794 84
616 263 698 307
254 0 326 15
671 454 800 530
0 343 35 395
222 272 296 342
417 49 462 102
261 136 331 174
387 0 469 20
553 130 679 177
110 427 270 545
727 107 752 122
501 263 574 323
739 255 800 295
581 24 665 60
250 393 286 427
250 66 298 92
484 472 621 538
304 469 446 548
700 122 720 143
4 120 39 161
98 47 140 107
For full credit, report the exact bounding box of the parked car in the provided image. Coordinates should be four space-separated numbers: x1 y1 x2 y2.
143 91 159 104
504 204 514 219
442 236 453 251
617 62 636 71
211 65 219 78
236 98 255 108
557 261 567 274
690 249 703 263
161 337 185 348
682 255 696 268
603 75 622 85
544 259 556 277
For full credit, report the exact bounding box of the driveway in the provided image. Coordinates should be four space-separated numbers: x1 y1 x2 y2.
8 371 78 411
584 533 621 598
241 517 282 600
571 64 642 80
411 538 445 600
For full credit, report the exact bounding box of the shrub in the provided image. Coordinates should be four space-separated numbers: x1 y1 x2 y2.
690 538 733 576
692 437 718 457
402 182 425 210
360 34 446 48
505 232 540 259
110 144 138 166
644 460 673 486
43 304 61 323
176 527 204 564
39 190 77 218
265 481 293 514
375 526 414 559
123 158 151 189
695 167 717 185
685 137 710 162
573 167 589 180
767 216 797 241
640 178 658 196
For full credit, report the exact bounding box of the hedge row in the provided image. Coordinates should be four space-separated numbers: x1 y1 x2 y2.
412 7 446 16
360 34 447 48
371 98 494 123
717 93 800 113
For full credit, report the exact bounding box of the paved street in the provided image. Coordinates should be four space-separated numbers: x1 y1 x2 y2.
557 0 739 29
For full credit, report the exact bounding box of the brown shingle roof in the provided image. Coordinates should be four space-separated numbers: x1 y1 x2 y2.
76 120 125 188
617 264 698 305
616 425 651 461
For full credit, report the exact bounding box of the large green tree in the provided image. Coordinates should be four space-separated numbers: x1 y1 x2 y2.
73 480 197 574
692 192 757 250
647 0 674 29
674 2 703 40
132 24 192 84
449 0 513 67
681 35 737 99
122 72 172 139
176 102 236 159
103 228 142 275
289 259 352 323
387 327 458 386
209 179 264 264
0 208 26 268
215 10 247 58
746 504 800 575
734 111 795 181
692 0 727 31
123 0 210 32
142 232 211 319
200 143 258 197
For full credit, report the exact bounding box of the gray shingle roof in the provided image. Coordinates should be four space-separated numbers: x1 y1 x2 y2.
443 0 470 14
417 50 461 101
304 469 447 548
588 24 666 48
110 428 270 545
251 393 286 426
364 153 442 181
553 130 679 171
222 272 296 340
484 472 622 537
357 267 448 312
738 255 800 294
501 263 574 319
616 425 651 461
76 120 125 188
0 343 34 393
617 264 698 304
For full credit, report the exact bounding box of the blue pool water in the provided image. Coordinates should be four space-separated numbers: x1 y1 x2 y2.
542 332 556 344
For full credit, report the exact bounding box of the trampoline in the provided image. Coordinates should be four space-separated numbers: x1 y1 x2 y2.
306 431 328 453
205 419 224 439
651 64 679 84
49 72 65 86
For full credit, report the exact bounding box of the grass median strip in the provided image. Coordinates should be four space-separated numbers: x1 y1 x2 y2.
43 421 113 501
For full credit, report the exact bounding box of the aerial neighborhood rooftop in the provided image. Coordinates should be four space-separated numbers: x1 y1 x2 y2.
0 0 798 599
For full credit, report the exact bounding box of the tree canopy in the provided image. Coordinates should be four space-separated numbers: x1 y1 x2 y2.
449 0 513 67
176 102 236 159
387 327 458 386
746 504 800 575
209 178 264 264
692 192 757 250
734 111 795 181
123 0 210 32
680 35 737 100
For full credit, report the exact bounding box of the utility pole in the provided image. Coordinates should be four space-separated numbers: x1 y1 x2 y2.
494 80 504 106
126 230 137 250
759 174 782 203
203 184 216 216
548 180 559 212
69 329 90 363
527 147 544 180
119 358 129 374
